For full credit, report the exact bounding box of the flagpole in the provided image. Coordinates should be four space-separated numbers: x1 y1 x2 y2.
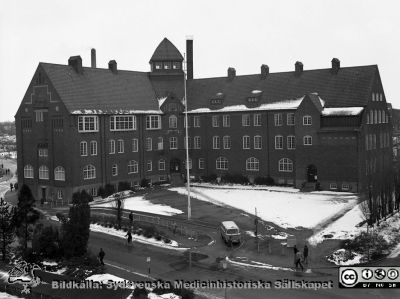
184 52 191 220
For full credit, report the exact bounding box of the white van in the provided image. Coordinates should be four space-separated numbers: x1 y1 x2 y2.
220 221 241 244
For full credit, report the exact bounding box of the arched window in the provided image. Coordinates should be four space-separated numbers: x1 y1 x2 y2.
216 157 228 170
54 166 65 181
158 159 166 171
39 165 49 179
246 157 259 171
169 115 177 128
128 160 138 174
83 164 96 180
24 165 34 178
279 158 293 172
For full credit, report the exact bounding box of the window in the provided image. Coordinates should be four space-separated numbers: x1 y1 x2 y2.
379 93 383 101
172 62 181 69
24 165 34 178
223 115 230 127
91 188 97 197
147 160 152 172
78 116 98 132
198 158 205 169
223 136 231 149
378 110 381 123
54 166 65 181
117 139 124 153
38 148 48 157
183 116 191 128
373 134 376 149
169 115 177 128
194 136 201 149
155 62 162 70
254 114 262 126
274 113 282 126
275 135 283 149
243 136 250 149
287 136 295 149
278 158 293 172
303 115 312 125
329 183 338 190
159 159 166 171
367 112 370 124
183 158 192 170
163 62 171 69
287 113 295 126
170 137 177 149
57 190 63 200
303 135 312 146
342 183 350 191
39 165 49 179
80 141 88 156
372 93 375 101
157 137 163 150
254 136 262 149
132 139 138 152
128 160 138 174
159 175 168 182
212 115 219 127
146 138 152 151
246 157 259 171
145 115 161 130
112 164 118 176
216 157 228 170
90 141 97 156
83 164 96 179
242 114 251 126
374 110 377 124
193 116 200 127
35 110 44 122
110 115 136 131
109 140 115 154
213 136 220 149
370 110 374 124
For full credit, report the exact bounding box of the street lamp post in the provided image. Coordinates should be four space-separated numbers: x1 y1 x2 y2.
183 51 191 220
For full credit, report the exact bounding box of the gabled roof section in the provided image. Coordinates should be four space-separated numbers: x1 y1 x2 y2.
40 63 161 114
186 65 378 110
150 38 184 62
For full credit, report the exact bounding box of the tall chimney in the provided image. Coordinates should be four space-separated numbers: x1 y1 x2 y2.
261 64 269 79
295 61 303 75
68 56 83 74
331 58 340 74
108 60 117 74
227 67 236 80
186 37 193 80
91 48 96 68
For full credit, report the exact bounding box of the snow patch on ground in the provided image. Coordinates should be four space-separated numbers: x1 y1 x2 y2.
389 243 400 258
326 249 364 265
227 257 294 272
90 224 188 251
0 292 24 299
92 195 183 216
171 186 358 229
42 261 58 266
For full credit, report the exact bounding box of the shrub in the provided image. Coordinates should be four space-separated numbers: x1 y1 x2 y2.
97 187 106 199
254 176 274 185
32 225 61 258
341 231 391 260
104 184 116 197
118 181 131 192
163 238 171 244
155 235 162 241
221 173 249 185
201 173 217 183
140 178 150 188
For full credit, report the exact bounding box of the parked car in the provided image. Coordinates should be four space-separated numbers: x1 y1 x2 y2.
220 221 241 244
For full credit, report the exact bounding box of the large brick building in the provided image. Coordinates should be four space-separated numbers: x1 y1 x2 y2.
15 38 393 202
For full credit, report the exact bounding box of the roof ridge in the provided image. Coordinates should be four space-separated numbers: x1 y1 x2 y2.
40 62 149 74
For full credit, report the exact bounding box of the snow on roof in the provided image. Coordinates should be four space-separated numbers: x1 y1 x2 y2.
222 221 239 230
188 96 304 114
71 109 163 115
322 107 364 116
251 90 262 94
157 97 168 108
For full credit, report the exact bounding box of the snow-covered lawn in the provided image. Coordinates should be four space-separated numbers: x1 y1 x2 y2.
171 186 358 229
91 195 183 216
90 224 188 251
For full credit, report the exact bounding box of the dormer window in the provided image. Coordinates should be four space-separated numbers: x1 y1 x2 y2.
247 97 259 103
163 62 171 70
172 62 181 69
155 62 162 70
210 98 224 105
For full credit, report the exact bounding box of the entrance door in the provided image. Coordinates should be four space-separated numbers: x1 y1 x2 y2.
170 159 181 173
306 165 317 182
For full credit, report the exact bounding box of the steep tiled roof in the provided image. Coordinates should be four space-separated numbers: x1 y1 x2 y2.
40 63 160 114
150 38 184 62
186 65 378 111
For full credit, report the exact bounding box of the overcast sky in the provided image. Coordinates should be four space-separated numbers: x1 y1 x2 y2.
0 0 399 122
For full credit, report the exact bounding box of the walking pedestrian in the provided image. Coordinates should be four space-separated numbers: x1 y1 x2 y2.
10 183 13 192
126 230 132 245
303 244 309 264
295 251 304 271
293 245 298 266
172 221 177 235
98 248 105 265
